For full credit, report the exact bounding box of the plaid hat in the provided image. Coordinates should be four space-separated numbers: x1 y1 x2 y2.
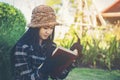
28 5 59 28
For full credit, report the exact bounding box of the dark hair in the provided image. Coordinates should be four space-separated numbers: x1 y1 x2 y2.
17 27 41 50
10 27 55 77
16 27 54 49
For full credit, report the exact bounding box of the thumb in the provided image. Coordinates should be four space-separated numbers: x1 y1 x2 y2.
73 49 78 56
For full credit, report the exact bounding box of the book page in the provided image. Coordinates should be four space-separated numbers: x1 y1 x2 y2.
52 46 77 56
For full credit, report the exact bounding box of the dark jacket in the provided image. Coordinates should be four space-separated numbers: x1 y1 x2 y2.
11 28 73 80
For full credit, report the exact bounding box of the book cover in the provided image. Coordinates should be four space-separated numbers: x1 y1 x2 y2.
49 47 78 77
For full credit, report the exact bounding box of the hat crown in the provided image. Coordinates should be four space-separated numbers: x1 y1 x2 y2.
32 5 54 14
29 5 59 28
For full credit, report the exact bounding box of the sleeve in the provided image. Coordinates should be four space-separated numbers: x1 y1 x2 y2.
14 44 45 80
37 42 57 75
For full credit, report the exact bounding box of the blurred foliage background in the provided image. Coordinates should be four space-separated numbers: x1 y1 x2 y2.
0 2 26 80
0 0 120 80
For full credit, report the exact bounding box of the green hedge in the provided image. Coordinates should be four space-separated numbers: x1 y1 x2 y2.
0 2 26 80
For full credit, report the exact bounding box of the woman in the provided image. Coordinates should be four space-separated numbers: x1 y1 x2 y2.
11 5 79 80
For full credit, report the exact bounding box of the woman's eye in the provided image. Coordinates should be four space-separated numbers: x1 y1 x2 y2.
44 27 48 29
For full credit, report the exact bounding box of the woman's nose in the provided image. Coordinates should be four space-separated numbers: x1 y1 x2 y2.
46 29 52 34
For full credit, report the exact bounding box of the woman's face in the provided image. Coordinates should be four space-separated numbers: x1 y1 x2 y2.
39 26 54 40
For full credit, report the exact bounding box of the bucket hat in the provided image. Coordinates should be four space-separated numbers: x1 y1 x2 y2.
28 5 59 27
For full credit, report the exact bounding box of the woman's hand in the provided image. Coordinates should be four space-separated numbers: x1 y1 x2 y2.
70 41 83 57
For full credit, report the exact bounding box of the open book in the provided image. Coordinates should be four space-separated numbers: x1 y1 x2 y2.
38 47 78 77
49 47 78 78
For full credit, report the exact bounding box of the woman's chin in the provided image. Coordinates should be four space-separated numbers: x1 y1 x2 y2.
42 37 48 40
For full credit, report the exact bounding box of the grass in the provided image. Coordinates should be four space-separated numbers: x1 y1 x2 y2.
64 68 120 80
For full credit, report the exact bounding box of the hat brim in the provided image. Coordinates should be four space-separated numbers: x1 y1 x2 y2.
28 22 60 28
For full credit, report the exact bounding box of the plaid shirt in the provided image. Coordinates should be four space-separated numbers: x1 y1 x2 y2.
14 42 56 80
13 43 75 80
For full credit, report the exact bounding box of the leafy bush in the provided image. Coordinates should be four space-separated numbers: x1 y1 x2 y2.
0 2 26 80
55 24 120 70
80 26 120 70
54 26 78 49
